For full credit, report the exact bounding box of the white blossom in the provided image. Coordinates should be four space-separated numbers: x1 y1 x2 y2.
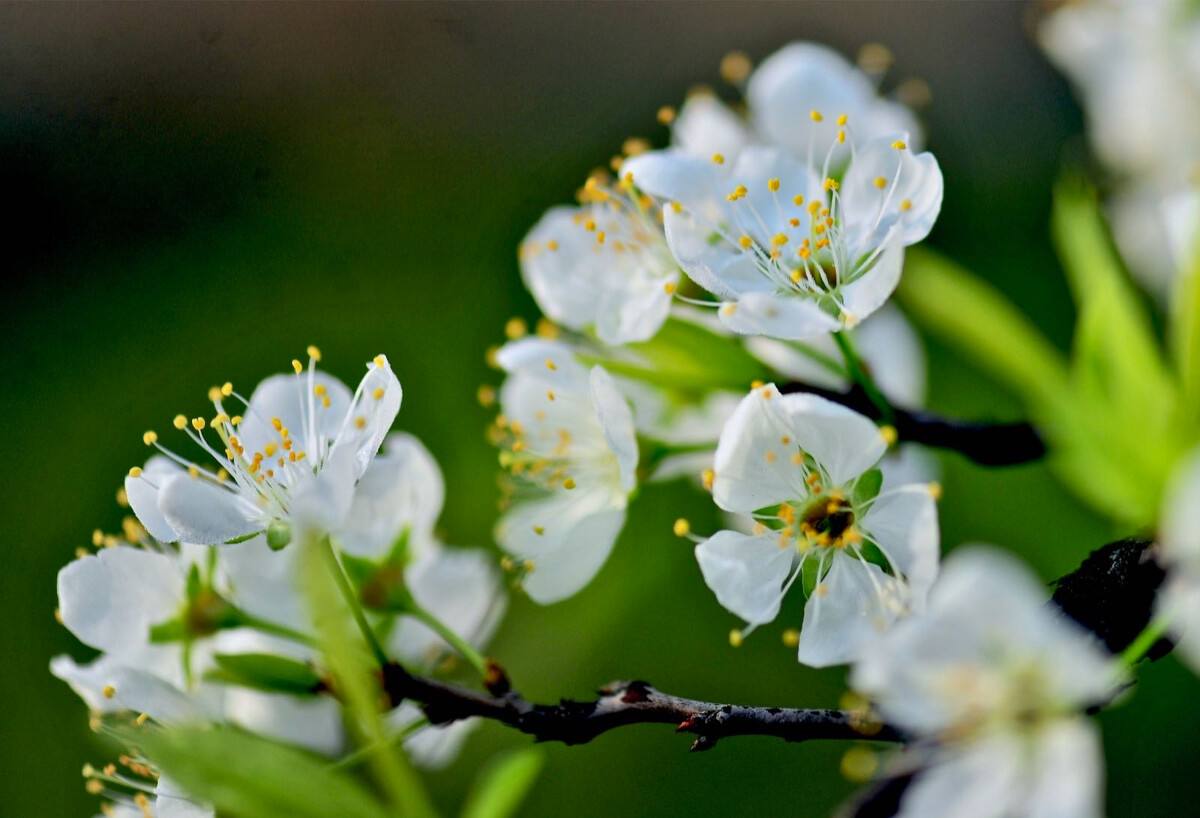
695 384 939 666
852 547 1123 818
492 338 638 603
624 136 941 340
1155 450 1200 673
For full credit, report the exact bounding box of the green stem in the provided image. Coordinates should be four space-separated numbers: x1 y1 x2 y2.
1120 614 1171 667
242 613 319 649
321 536 390 668
331 717 430 771
409 604 488 676
833 331 894 424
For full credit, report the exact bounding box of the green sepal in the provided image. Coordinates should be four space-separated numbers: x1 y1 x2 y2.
206 652 324 695
852 468 883 507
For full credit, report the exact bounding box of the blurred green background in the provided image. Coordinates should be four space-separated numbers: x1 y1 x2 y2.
2 2 1197 816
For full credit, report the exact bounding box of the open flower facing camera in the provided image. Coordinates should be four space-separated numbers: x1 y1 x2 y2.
46 19 1200 818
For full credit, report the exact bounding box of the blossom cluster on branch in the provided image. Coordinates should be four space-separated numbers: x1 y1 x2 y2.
52 5 1200 818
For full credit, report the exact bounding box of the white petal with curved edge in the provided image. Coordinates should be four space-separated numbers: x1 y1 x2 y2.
896 734 1024 818
222 688 344 755
521 205 613 332
862 484 940 599
58 546 183 655
1161 450 1200 571
838 238 905 325
391 547 506 664
156 775 214 818
797 554 902 667
158 473 261 545
878 444 940 488
778 392 886 487
695 531 795 626
854 304 927 408
340 432 445 559
719 291 842 340
1026 720 1103 818
518 507 626 604
622 150 722 208
290 444 359 536
125 455 184 542
745 335 847 391
329 356 403 481
50 654 203 723
238 372 352 459
672 94 752 159
712 384 808 512
589 366 638 491
1159 575 1200 674
219 538 307 629
841 137 943 247
594 271 675 347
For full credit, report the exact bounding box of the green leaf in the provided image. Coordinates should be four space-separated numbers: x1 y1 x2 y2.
460 748 545 818
206 652 323 695
898 246 1069 409
616 316 769 392
852 468 883 506
133 724 391 818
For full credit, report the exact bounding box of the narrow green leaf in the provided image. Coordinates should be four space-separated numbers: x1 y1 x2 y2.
853 468 883 506
133 724 390 818
460 748 545 818
207 652 323 695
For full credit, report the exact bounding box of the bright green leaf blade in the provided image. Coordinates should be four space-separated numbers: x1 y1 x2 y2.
460 748 545 818
134 724 391 818
617 316 769 391
897 246 1069 408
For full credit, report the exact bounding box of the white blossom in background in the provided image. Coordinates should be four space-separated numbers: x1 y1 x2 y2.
624 136 942 340
519 178 680 346
1041 0 1200 295
670 42 923 163
695 384 940 666
1154 450 1200 673
853 547 1123 818
92 775 212 818
492 338 638 603
125 348 401 548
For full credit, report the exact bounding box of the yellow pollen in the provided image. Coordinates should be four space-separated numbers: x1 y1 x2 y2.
188 465 200 478
765 451 777 463
563 477 576 490
900 198 913 212
738 235 753 249
782 628 800 647
546 390 556 401
793 194 805 206
768 178 781 192
928 482 943 500
664 281 677 295
772 233 788 246
547 239 559 251
207 386 221 402
533 526 545 536
836 113 848 126
711 153 725 165
657 105 676 125
128 467 142 478
728 629 744 647
92 529 104 546
880 425 898 445
670 201 683 213
720 303 737 317
720 50 752 83
313 384 327 397
810 109 824 122
873 176 887 189
102 684 116 699
191 417 205 431
373 387 385 400
823 177 839 191
791 268 803 283
702 468 715 491
306 345 321 361
891 139 907 150
505 317 528 340
673 518 691 537
373 354 386 368
173 415 187 430
142 431 157 446
292 359 303 374
837 129 846 144
596 230 606 244
789 217 800 227
221 382 233 396
231 415 242 426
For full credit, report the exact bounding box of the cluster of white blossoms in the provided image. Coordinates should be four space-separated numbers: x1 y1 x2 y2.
53 37 1197 818
54 350 505 817
1041 0 1200 296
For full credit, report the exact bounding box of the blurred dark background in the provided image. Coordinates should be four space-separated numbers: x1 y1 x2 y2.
2 2 1196 816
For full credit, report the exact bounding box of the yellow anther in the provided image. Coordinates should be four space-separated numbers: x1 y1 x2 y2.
823 177 839 191
891 139 907 150
583 218 596 232
810 109 824 122
798 247 811 260
673 518 691 537
128 467 142 478
720 50 752 83
768 178 781 192
657 105 676 125
793 194 805 206
536 318 559 339
563 477 577 490
546 390 556 401
711 152 725 165
720 303 737 317
313 384 327 398
873 176 887 189
880 425 897 445
102 684 116 699
533 525 545 536
292 359 303 374
188 465 200 478
928 482 943 501
92 529 104 546
728 629 744 647
702 468 715 491
264 443 278 457
836 113 848 126
790 268 803 283
135 712 149 726
354 416 367 429
837 129 846 144
546 239 559 251
306 345 321 361
738 235 753 249
670 201 683 214
596 230 606 244
765 451 777 464
142 431 158 446
208 386 222 402
191 417 205 431
663 281 678 295
751 379 764 389
173 415 187 430
212 413 228 427
373 354 387 368
504 317 528 340
782 628 800 647
899 198 913 212
221 382 233 396
772 233 788 246
231 415 243 426
372 387 385 400
841 747 879 783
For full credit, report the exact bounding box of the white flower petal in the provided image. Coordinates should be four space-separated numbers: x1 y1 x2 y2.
222 688 344 755
897 734 1024 818
853 304 927 409
156 775 214 818
712 384 808 512
589 366 638 492
219 538 307 629
778 391 887 487
862 484 940 599
1026 720 1104 818
125 456 184 542
330 356 403 481
719 291 841 340
289 444 360 537
841 137 944 247
695 531 795 626
672 94 753 159
1161 449 1200 571
50 654 202 723
623 149 723 208
518 507 626 604
158 473 261 545
339 432 445 560
838 238 905 326
797 554 901 667
594 271 674 346
238 372 353 460
57 546 183 655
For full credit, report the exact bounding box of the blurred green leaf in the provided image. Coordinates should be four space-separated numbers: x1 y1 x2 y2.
206 652 323 695
134 724 391 818
460 748 545 818
618 316 769 392
853 468 883 505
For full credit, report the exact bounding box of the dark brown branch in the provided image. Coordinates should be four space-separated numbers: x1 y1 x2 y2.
381 667 903 751
777 381 1045 466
